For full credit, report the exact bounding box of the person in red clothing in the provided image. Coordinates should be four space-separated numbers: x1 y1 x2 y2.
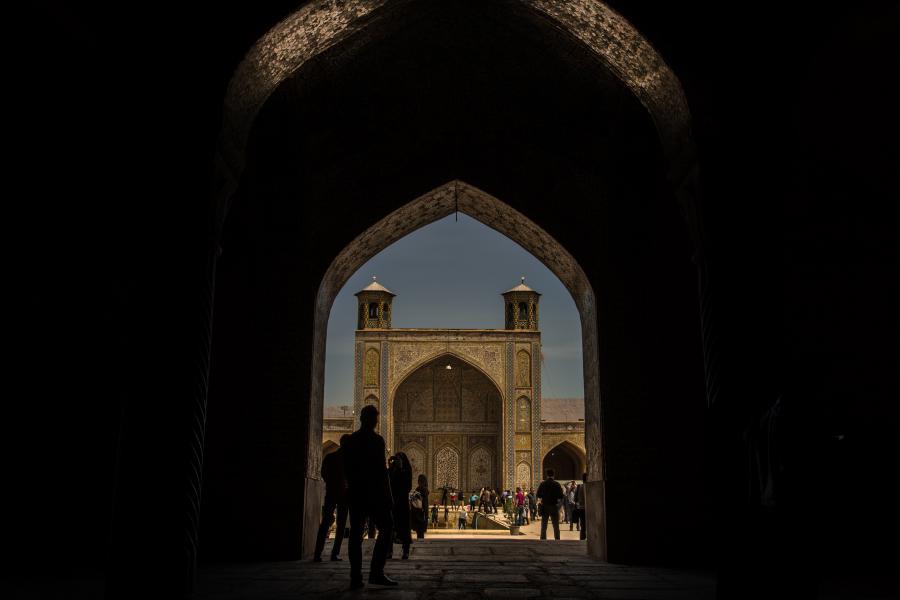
515 486 526 526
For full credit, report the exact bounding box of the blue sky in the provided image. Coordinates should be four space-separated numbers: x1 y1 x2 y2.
324 213 584 407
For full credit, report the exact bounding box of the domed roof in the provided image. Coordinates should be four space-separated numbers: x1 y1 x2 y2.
355 276 395 296
502 277 540 295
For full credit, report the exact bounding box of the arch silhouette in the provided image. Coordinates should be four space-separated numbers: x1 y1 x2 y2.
391 350 504 400
322 440 340 456
219 0 692 191
543 441 588 481
307 180 602 556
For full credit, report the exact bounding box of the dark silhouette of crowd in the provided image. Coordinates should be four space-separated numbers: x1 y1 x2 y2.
314 406 588 588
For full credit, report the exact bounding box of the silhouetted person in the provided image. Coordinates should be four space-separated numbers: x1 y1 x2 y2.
342 405 397 588
537 468 564 540
411 474 428 539
313 434 350 562
387 452 413 560
527 489 537 520
430 503 439 529
574 472 587 540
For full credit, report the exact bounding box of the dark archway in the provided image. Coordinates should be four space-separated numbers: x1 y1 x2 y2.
543 441 587 482
202 0 708 569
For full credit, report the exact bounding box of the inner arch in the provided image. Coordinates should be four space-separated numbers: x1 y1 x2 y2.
393 353 503 499
309 180 604 557
543 440 587 482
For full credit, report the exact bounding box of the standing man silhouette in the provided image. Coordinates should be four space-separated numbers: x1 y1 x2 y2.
536 468 564 540
342 405 397 589
313 434 350 562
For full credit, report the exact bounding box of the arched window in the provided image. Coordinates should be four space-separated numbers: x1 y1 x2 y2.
516 396 531 431
368 302 379 319
518 302 528 321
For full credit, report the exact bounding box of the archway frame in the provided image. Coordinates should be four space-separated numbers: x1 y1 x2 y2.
219 0 694 189
310 180 604 555
211 0 701 566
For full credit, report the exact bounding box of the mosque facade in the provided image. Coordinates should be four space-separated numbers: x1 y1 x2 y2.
323 278 586 500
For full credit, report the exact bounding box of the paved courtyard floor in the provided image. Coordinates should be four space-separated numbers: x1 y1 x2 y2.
196 538 716 599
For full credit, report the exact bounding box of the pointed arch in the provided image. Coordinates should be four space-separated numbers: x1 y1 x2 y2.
392 350 504 399
220 0 692 188
542 441 588 482
306 180 601 555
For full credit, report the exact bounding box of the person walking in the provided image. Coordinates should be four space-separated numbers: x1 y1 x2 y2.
411 474 428 540
342 405 397 589
566 481 578 531
313 434 349 562
489 489 497 514
522 494 531 525
457 505 467 529
387 453 413 560
430 502 439 529
527 489 537 521
574 473 587 540
515 486 526 526
536 468 564 540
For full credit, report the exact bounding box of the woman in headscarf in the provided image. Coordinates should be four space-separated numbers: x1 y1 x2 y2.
388 452 413 559
410 473 429 540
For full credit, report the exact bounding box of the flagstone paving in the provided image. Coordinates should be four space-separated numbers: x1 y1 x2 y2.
196 539 715 599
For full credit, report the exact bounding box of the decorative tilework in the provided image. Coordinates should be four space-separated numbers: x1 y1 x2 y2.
532 341 542 490
381 341 389 449
506 341 515 489
354 342 363 420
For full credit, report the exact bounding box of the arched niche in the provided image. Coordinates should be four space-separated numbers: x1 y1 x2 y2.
542 441 588 482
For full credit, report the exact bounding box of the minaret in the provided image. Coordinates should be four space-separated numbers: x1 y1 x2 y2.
502 277 540 330
355 276 395 329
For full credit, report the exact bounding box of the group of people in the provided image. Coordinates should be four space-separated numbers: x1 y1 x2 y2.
313 405 588 589
436 476 586 539
534 469 587 540
312 405 429 589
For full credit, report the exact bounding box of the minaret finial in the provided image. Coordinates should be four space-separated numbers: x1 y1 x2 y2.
373 275 377 281
521 276 525 284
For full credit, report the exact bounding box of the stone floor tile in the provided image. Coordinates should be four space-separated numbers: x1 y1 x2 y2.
483 588 542 598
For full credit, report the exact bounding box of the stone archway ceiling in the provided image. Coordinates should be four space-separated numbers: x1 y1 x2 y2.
221 0 692 183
